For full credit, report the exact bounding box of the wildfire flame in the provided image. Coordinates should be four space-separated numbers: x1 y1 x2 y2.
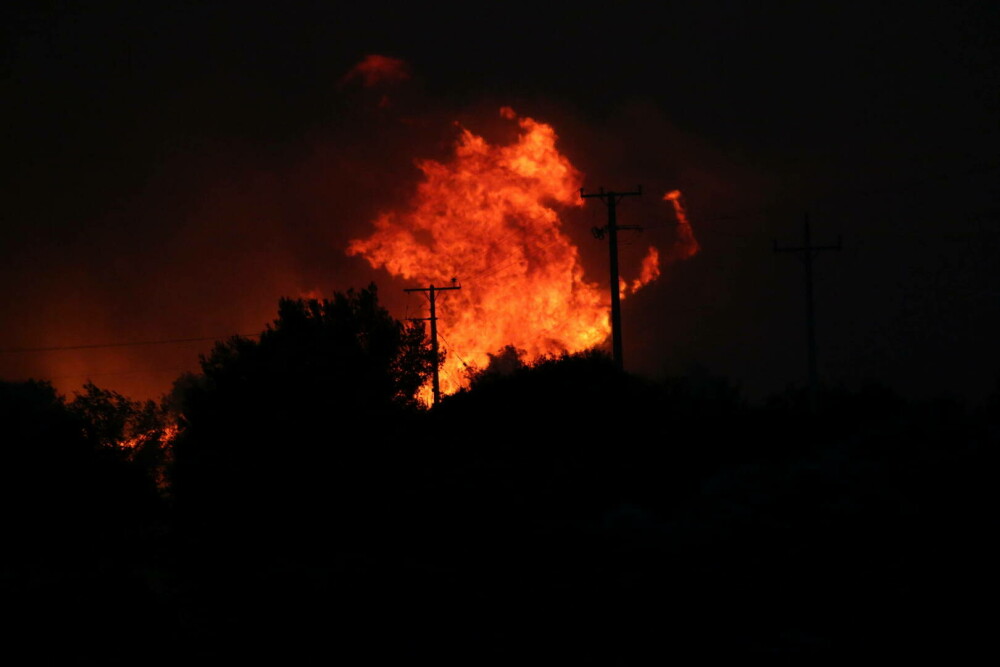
618 189 698 297
630 246 661 295
348 108 697 399
116 422 178 493
663 190 700 261
348 108 614 396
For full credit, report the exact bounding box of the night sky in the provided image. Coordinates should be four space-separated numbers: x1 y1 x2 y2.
2 1 998 403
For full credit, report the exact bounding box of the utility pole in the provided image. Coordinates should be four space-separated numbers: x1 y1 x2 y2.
774 213 841 415
404 282 461 405
580 186 642 370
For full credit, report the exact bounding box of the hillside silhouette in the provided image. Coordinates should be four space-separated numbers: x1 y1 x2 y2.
0 284 995 661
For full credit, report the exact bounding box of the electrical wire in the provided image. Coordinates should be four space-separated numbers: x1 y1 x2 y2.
0 333 260 354
436 330 471 370
47 367 195 381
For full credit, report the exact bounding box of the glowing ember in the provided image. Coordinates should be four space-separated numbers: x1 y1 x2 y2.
116 422 178 494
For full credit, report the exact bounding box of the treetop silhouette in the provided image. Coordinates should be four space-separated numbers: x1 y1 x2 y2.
169 284 436 537
184 283 435 422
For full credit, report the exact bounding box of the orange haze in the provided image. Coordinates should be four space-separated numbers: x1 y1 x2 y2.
341 54 411 87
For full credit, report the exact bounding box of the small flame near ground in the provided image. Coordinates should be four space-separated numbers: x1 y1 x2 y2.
348 107 697 399
116 423 177 494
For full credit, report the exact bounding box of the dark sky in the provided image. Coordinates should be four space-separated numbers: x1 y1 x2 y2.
2 1 998 403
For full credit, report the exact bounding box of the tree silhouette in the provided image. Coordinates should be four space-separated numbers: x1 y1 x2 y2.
187 283 433 416
68 381 173 492
170 284 435 550
464 344 528 387
0 379 162 562
1 380 170 659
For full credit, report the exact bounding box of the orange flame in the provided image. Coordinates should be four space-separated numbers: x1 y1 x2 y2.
663 189 700 261
612 190 700 300
630 246 661 294
116 422 178 493
348 108 619 396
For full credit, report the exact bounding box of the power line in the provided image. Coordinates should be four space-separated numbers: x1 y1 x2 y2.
47 367 194 381
436 330 471 370
0 333 260 354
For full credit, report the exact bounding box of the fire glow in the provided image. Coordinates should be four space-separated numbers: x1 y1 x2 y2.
341 54 410 87
663 190 700 261
348 107 697 398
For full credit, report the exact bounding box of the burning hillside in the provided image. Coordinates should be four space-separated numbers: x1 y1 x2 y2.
348 106 698 398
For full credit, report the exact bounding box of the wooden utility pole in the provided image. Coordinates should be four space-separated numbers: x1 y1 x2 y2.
581 186 642 370
404 282 460 405
774 213 841 414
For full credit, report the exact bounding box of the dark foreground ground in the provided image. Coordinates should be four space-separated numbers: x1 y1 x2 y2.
3 367 996 662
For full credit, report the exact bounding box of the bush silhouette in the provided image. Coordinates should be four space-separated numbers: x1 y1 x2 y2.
170 284 435 550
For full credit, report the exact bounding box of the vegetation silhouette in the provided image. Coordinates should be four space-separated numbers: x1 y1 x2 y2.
170 284 436 554
0 380 163 562
2 291 995 659
68 380 173 493
0 379 168 659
